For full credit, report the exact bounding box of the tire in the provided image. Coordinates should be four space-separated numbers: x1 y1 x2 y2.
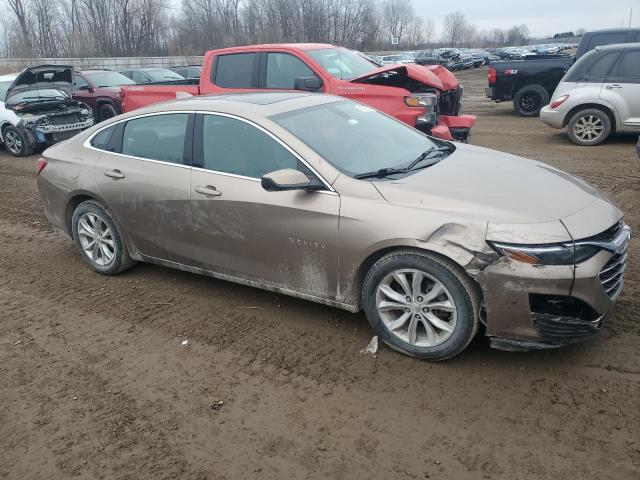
513 84 549 117
566 108 611 146
2 125 34 157
362 250 481 361
98 103 118 122
71 200 135 275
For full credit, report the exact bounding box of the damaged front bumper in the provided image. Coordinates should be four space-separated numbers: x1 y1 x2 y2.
477 225 629 351
22 117 94 145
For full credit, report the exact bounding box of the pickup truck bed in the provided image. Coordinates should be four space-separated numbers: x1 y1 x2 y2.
486 55 574 116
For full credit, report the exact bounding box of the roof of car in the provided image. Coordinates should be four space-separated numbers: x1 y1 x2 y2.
210 43 335 55
595 42 640 52
119 92 345 119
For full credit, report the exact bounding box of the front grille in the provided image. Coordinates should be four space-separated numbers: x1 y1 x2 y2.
50 113 81 126
438 87 462 116
533 314 604 343
599 249 627 299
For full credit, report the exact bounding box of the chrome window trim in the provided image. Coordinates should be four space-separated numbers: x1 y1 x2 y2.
198 111 336 194
83 109 337 194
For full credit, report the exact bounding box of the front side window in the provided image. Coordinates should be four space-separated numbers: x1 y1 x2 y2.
201 115 297 178
122 114 189 164
307 47 376 80
266 53 316 89
132 71 150 84
74 74 89 89
214 53 258 88
587 32 627 51
272 101 440 178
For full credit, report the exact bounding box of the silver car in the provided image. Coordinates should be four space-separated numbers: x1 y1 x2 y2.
37 93 630 360
541 43 640 145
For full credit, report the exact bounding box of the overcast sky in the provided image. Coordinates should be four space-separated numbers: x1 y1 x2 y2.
411 0 639 38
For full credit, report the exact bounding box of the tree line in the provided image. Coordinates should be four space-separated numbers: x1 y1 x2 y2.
1 1 532 58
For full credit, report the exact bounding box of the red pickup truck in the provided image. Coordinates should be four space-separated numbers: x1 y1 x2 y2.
121 44 476 141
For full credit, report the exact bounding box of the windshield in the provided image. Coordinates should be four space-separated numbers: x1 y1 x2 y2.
85 71 135 87
272 101 444 178
307 47 377 80
146 69 185 81
0 80 12 99
7 88 68 104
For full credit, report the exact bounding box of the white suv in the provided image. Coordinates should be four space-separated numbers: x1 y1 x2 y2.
541 43 640 146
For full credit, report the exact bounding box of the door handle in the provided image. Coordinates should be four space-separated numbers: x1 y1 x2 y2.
103 169 125 179
194 185 222 197
606 84 623 89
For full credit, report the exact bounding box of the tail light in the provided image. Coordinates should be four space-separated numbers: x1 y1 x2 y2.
550 95 570 109
488 67 496 85
36 157 48 175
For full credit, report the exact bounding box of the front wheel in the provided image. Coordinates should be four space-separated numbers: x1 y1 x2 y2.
98 103 118 122
362 251 481 361
2 125 34 157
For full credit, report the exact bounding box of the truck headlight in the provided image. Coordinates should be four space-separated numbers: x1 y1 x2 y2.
487 241 600 265
405 94 437 108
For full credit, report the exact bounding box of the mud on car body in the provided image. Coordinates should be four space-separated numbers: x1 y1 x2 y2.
0 65 94 157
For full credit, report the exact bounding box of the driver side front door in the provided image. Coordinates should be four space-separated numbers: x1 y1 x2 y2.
189 113 341 301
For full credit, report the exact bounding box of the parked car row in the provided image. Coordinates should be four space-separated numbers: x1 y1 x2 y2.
487 28 640 146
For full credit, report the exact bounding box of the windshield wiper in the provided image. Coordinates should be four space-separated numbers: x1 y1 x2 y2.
354 167 411 180
405 146 451 171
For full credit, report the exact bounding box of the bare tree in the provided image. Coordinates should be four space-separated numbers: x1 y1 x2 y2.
422 17 435 47
381 0 413 44
7 0 32 54
441 11 467 47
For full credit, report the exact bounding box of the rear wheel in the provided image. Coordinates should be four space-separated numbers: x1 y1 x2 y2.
362 250 481 361
98 103 118 122
71 200 135 275
566 108 611 146
513 84 549 117
2 125 33 157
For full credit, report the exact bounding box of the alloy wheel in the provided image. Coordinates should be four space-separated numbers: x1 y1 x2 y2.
375 269 457 347
77 212 116 266
520 92 541 113
4 130 22 154
574 115 604 142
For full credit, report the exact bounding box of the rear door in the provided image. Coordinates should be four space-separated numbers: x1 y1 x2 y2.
601 48 640 131
93 112 196 263
189 112 340 298
210 51 261 93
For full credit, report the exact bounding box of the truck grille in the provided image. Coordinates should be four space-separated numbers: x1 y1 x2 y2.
438 86 462 116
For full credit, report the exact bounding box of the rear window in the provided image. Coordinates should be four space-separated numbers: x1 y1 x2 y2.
214 53 258 88
616 50 640 79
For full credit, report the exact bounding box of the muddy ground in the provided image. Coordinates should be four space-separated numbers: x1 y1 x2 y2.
1 67 639 480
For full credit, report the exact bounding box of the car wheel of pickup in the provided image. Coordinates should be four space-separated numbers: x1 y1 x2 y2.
98 103 118 122
362 250 481 361
514 85 549 117
567 108 611 146
72 200 135 275
2 125 33 157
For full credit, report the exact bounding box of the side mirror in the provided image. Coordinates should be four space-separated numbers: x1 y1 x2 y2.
294 76 322 92
261 169 313 192
78 85 92 92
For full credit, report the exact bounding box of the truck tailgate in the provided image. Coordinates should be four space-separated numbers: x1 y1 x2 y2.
121 85 200 112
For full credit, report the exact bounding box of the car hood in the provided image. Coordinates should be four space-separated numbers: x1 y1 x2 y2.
5 65 74 103
373 143 622 243
351 64 459 91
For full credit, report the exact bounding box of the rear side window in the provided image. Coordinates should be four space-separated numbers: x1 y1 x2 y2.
214 53 258 88
91 125 117 150
587 52 619 79
122 114 189 164
565 51 619 82
201 115 297 178
616 50 640 80
265 53 316 89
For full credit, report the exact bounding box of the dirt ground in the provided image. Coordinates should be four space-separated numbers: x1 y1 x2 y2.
1 67 639 480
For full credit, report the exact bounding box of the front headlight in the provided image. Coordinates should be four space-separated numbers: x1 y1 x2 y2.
487 241 600 265
404 94 437 108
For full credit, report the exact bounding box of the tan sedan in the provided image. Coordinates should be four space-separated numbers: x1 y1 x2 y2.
36 93 630 360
